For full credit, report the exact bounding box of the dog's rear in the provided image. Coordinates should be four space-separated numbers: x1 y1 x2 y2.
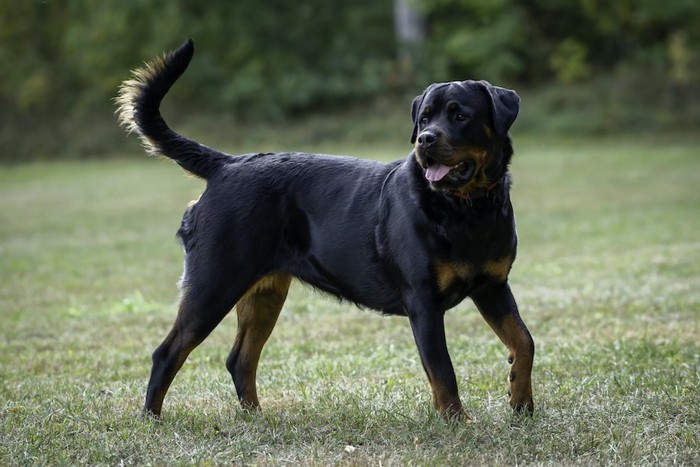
116 39 229 179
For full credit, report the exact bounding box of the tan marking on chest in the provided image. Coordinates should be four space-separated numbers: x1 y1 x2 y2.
435 261 471 293
483 256 514 282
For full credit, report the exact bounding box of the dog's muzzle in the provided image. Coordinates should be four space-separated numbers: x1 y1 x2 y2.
425 159 475 183
416 129 477 184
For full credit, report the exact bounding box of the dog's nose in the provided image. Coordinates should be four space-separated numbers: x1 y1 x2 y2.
417 130 437 148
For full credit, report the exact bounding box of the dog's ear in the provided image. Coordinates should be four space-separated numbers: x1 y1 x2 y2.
410 83 440 144
410 92 425 144
477 80 520 136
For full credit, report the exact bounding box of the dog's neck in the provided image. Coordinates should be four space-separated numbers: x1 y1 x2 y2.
448 181 501 206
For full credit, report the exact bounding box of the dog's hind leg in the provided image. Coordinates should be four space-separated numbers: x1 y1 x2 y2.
144 281 244 418
226 273 292 410
471 282 534 414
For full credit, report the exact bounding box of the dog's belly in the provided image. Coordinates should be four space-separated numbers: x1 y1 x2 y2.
280 214 404 313
285 248 405 314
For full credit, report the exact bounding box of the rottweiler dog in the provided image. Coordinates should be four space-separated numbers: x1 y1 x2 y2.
116 39 534 421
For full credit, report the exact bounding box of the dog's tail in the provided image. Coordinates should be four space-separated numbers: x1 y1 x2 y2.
116 39 229 179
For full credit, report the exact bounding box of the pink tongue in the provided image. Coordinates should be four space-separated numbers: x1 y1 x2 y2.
425 163 452 182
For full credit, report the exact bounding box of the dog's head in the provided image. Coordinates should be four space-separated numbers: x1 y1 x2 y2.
410 80 519 195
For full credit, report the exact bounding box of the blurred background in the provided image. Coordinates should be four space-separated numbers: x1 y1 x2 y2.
1 0 699 160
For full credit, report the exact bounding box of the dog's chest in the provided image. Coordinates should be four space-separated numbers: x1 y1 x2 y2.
435 256 512 291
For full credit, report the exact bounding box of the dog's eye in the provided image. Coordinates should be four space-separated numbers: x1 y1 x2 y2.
419 116 429 126
455 113 467 122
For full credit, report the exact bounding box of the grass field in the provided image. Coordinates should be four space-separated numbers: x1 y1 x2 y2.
1 134 699 464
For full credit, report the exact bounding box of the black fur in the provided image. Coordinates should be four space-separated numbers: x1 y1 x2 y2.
118 40 535 420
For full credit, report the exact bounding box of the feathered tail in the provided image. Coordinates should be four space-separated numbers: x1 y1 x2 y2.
116 39 229 179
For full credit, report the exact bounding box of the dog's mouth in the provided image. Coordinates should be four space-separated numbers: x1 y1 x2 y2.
424 157 475 184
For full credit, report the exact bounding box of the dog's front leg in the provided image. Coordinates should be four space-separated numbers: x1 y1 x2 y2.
471 282 534 414
406 302 465 420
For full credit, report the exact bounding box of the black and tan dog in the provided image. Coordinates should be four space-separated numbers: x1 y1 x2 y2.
116 40 534 421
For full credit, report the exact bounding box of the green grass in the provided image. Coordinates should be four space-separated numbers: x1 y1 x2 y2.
1 134 699 465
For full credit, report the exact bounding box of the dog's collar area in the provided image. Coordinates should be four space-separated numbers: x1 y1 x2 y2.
449 181 500 206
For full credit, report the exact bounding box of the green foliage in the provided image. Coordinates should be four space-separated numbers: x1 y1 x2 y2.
419 0 700 85
418 0 528 83
1 1 700 159
3 0 699 114
0 0 395 117
549 39 591 84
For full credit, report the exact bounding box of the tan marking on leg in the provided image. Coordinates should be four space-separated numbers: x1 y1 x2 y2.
144 327 196 417
427 376 467 421
243 274 286 296
228 273 292 409
145 290 225 417
492 314 534 413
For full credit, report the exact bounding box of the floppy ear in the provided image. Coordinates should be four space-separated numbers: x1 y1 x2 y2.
410 83 441 144
410 92 424 144
478 80 520 136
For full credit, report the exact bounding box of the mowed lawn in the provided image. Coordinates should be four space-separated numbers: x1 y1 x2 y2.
1 135 699 464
